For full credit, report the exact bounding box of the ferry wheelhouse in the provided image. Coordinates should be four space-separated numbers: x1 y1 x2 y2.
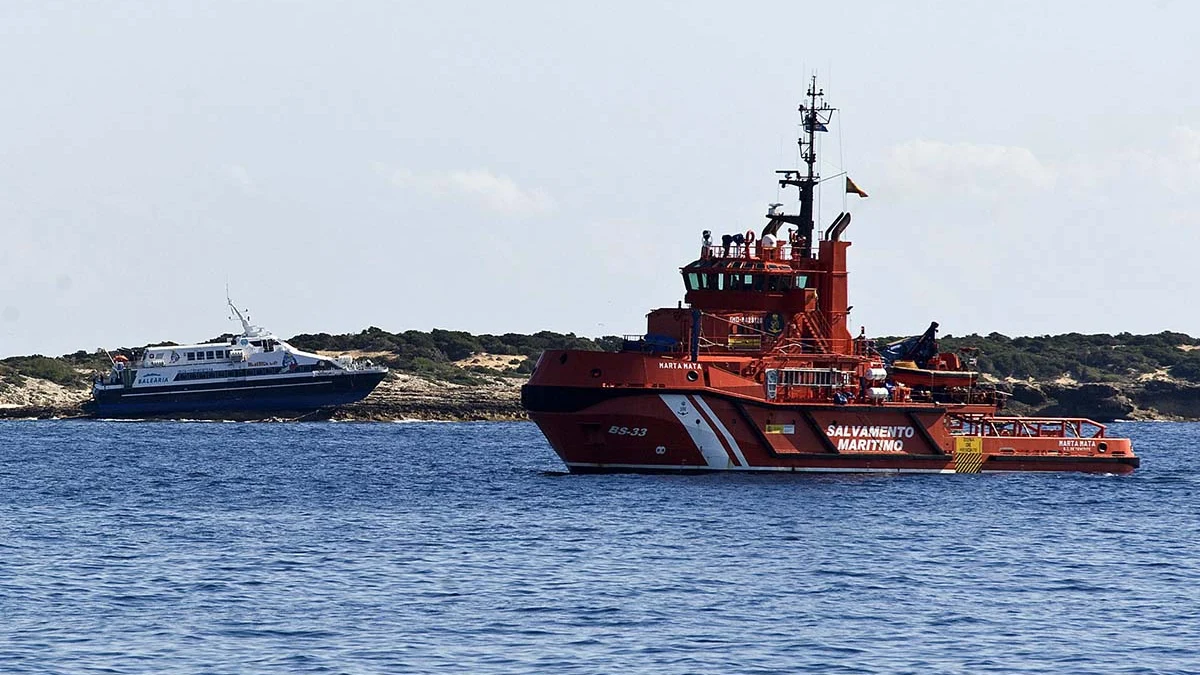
521 79 1138 474
88 300 387 417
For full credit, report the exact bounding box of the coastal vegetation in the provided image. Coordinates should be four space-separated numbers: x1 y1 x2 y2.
8 328 1200 421
6 329 1200 389
936 331 1200 383
288 328 622 384
1 355 93 388
291 327 1200 385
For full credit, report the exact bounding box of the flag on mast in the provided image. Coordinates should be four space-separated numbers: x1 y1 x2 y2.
846 176 869 198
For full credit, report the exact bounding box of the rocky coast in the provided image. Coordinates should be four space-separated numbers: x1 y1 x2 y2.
0 371 525 422
7 329 1200 423
997 378 1200 422
6 367 1200 423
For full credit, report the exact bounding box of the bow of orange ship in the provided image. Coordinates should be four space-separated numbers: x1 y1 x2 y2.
521 78 1137 475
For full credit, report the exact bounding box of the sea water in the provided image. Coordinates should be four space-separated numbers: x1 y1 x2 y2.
1 420 1197 674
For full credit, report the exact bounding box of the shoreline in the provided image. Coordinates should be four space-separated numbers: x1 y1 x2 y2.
0 406 528 422
7 371 1200 423
0 372 527 422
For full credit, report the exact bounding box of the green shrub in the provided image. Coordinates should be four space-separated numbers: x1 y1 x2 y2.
0 356 84 386
1169 355 1200 382
285 327 621 379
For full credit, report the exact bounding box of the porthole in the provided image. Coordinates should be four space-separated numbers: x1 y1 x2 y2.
590 368 602 378
686 371 699 382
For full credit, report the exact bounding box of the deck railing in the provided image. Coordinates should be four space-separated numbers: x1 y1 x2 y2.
700 243 819 261
948 415 1108 438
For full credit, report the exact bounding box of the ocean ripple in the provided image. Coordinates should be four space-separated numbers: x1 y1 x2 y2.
0 419 1197 674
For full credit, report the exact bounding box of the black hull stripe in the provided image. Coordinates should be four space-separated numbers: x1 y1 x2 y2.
986 454 1140 468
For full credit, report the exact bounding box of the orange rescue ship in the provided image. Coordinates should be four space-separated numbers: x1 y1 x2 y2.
522 79 1137 475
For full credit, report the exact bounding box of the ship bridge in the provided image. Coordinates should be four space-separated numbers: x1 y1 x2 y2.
640 216 856 359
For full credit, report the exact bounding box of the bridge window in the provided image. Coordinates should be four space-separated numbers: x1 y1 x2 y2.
767 276 779 292
686 273 701 290
795 275 808 288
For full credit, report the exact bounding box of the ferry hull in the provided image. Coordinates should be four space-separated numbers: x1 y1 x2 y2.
87 371 386 417
523 384 1138 475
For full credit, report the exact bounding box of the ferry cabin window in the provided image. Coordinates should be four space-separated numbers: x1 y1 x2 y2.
187 352 195 361
206 351 215 359
175 363 327 381
767 276 779 292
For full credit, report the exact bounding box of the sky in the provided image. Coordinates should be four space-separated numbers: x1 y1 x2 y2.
2 0 1198 357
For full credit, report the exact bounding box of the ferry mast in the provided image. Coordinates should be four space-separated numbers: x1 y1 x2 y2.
774 75 834 259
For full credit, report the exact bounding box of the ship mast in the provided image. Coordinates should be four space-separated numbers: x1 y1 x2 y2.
226 291 264 337
774 75 834 259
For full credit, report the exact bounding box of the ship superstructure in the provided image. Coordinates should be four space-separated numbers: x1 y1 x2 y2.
88 299 387 417
521 79 1137 474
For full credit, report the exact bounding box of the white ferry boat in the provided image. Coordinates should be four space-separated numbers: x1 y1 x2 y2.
87 300 388 417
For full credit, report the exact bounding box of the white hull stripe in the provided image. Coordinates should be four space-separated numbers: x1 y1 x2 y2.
659 394 736 469
121 381 332 397
690 395 748 467
566 462 957 474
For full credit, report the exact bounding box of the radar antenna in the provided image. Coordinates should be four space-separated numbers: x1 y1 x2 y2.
766 75 835 258
225 286 262 337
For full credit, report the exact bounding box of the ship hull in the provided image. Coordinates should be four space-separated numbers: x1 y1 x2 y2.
87 371 387 417
523 384 1138 475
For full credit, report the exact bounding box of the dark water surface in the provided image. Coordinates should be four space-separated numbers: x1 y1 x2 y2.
1 420 1197 674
